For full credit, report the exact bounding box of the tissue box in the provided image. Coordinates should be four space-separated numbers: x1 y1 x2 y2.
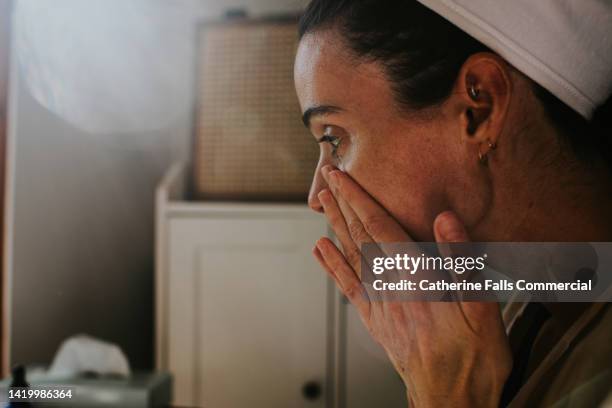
0 370 172 407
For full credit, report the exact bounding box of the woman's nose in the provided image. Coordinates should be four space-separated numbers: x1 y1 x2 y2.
308 171 327 213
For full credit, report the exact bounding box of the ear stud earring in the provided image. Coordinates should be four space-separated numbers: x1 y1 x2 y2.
469 85 480 99
478 139 497 165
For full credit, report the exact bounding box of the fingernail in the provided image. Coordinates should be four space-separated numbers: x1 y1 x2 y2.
436 211 467 242
328 170 341 184
316 238 326 253
321 165 333 182
318 189 331 205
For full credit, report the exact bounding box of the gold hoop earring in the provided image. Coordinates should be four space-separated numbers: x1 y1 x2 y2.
479 139 497 165
478 149 488 165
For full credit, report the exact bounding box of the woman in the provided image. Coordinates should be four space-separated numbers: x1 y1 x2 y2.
293 0 612 406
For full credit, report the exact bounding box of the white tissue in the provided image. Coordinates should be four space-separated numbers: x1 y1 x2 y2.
47 335 130 378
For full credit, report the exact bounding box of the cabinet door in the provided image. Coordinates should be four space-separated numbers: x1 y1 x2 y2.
167 214 329 407
344 303 408 408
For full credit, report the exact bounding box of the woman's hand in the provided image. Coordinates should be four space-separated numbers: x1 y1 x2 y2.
312 165 512 407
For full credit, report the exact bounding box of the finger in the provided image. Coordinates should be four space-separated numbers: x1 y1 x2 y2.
320 168 405 282
316 237 371 316
314 241 372 308
431 211 470 300
336 191 377 248
320 188 392 286
434 210 470 271
433 212 498 316
318 189 364 274
312 245 337 281
322 166 409 243
434 210 470 244
434 211 478 275
319 170 375 249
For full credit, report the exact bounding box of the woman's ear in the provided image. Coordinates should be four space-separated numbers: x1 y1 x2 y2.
454 53 512 162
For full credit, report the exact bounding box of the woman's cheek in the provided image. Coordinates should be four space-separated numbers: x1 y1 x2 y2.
336 150 355 173
336 136 359 172
339 148 379 194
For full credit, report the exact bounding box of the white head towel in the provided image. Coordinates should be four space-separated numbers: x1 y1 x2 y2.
418 0 612 119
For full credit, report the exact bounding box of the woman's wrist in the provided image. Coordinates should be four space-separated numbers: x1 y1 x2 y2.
403 366 507 408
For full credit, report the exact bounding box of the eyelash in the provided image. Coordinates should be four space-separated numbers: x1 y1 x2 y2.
318 134 342 159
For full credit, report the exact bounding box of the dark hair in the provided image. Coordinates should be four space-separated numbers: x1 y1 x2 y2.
298 0 612 168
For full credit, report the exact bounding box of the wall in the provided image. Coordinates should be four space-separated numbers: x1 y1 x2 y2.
0 0 14 374
8 0 304 370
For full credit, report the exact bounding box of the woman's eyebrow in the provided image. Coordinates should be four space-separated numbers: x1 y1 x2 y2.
302 105 342 128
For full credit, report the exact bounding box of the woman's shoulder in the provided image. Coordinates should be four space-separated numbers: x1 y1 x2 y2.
518 303 612 407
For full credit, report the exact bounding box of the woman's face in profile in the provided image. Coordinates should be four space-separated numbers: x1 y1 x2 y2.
295 29 473 241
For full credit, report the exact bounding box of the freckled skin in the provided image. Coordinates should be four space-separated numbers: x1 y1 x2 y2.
298 23 612 408
294 29 612 242
294 30 483 241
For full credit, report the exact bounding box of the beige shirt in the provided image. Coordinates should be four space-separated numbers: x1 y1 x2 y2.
504 302 612 407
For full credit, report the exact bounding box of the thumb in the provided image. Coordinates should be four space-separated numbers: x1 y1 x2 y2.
434 211 470 264
434 211 479 303
433 211 469 243
434 213 504 328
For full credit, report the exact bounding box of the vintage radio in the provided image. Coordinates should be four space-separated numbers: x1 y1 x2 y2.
192 19 318 201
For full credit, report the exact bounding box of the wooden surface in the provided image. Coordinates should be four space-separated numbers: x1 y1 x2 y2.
0 0 12 377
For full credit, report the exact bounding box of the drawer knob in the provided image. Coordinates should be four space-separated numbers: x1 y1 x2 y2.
302 380 322 400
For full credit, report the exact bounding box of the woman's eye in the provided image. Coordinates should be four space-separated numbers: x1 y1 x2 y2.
318 134 342 158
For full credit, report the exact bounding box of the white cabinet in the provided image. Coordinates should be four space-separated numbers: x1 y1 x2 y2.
156 163 407 408
156 164 331 407
168 216 330 408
